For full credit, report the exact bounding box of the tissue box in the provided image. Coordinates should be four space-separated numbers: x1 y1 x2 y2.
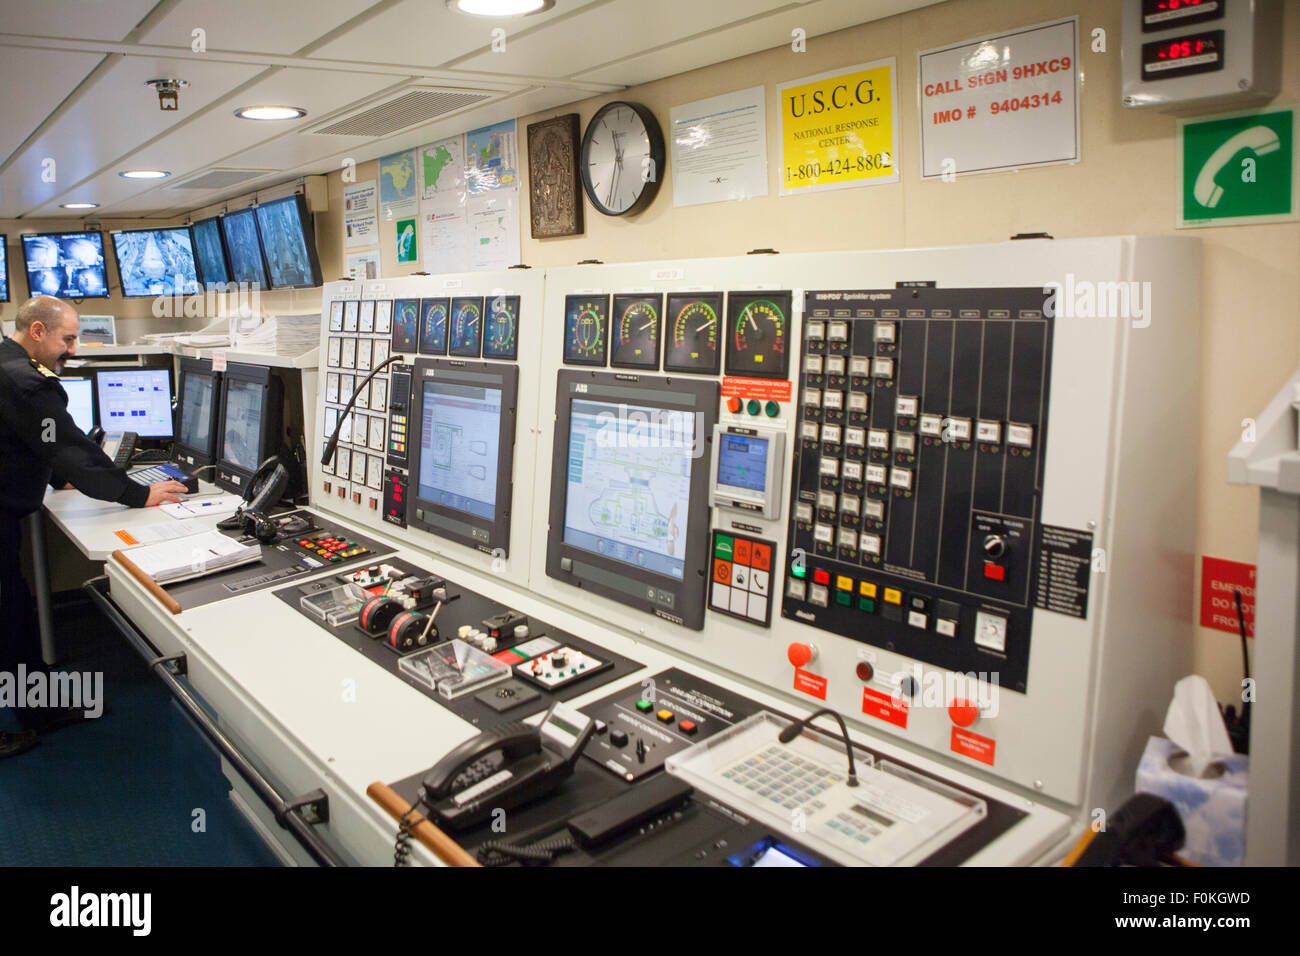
1135 735 1248 866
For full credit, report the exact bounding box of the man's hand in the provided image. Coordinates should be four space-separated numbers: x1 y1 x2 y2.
145 480 190 507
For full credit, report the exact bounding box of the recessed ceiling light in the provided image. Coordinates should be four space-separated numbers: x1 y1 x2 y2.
235 106 308 121
60 202 99 210
446 0 554 16
119 169 170 180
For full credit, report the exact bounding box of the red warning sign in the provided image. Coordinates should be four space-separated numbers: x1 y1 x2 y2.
721 377 792 403
793 668 827 700
861 686 909 729
1200 556 1255 637
951 727 996 766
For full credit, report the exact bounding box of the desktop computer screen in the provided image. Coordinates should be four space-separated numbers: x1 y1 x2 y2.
174 358 221 468
95 368 173 438
221 378 265 474
61 377 95 433
214 363 281 494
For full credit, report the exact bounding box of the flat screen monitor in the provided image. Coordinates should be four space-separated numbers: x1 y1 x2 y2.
254 195 322 290
110 227 201 297
21 231 109 299
215 363 281 493
189 216 230 289
95 368 173 438
174 357 222 469
61 377 95 433
219 209 268 289
406 358 518 555
0 235 9 303
546 371 718 630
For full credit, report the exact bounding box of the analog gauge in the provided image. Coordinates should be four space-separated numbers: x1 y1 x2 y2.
343 300 359 332
664 292 723 374
327 337 341 368
359 300 375 333
611 294 662 370
450 297 484 357
725 291 793 379
563 295 609 366
341 337 357 369
391 299 419 353
356 337 373 372
374 300 393 335
484 294 520 360
328 301 344 332
419 298 449 355
325 373 339 404
373 340 390 367
370 378 387 412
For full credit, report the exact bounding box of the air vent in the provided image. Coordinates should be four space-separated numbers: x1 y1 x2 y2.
311 88 495 138
171 169 272 190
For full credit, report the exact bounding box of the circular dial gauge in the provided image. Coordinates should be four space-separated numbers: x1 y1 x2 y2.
664 293 722 374
725 292 793 379
419 298 448 355
392 299 419 353
563 295 608 366
484 295 520 360
611 294 662 369
580 101 666 217
450 297 484 357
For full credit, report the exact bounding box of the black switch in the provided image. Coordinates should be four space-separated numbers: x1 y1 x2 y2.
635 738 647 763
610 729 629 747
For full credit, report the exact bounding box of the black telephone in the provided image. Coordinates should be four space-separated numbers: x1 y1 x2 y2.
100 431 138 469
217 455 291 539
420 701 595 832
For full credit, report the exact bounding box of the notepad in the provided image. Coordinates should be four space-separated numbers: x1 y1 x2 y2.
122 529 263 584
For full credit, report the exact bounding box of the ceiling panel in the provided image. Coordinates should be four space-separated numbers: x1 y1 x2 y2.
0 0 160 42
137 0 381 55
0 47 104 163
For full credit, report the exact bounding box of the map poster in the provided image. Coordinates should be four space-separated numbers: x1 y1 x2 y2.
343 179 378 248
422 135 466 201
379 149 417 217
466 120 519 193
467 191 520 272
395 217 418 264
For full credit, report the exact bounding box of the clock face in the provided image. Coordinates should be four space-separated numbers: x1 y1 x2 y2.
581 101 666 217
450 297 484 357
563 294 609 366
419 298 448 355
611 293 662 370
484 294 520 361
664 292 723 375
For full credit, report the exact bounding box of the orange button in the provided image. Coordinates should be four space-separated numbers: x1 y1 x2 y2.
713 558 732 584
734 539 752 566
835 575 853 592
726 397 743 414
883 587 902 604
751 544 771 571
948 699 980 728
859 581 877 598
787 642 815 668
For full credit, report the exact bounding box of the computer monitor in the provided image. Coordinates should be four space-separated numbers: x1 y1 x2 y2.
109 227 202 297
215 363 283 494
219 209 268 289
405 358 519 555
21 231 109 299
60 377 96 433
95 368 173 438
546 370 718 630
254 195 323 290
189 216 230 289
173 357 222 470
1 235 9 303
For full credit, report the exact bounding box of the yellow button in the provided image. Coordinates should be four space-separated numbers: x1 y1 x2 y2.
883 587 902 605
656 709 674 723
835 575 853 592
859 582 878 598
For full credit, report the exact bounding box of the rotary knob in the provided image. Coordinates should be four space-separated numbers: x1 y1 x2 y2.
983 534 1006 558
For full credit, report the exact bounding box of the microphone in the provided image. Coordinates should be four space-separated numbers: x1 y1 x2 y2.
778 707 858 787
321 355 402 467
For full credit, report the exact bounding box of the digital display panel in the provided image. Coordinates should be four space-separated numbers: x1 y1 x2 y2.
179 373 215 452
717 433 768 492
219 209 268 288
254 195 321 289
190 217 229 288
22 232 109 298
1141 30 1224 79
111 228 201 296
95 369 172 438
222 379 265 473
392 299 419 353
416 381 503 520
562 399 695 581
61 378 94 433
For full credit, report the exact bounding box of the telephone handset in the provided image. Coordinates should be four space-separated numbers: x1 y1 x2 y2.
217 455 291 538
101 431 139 469
420 701 595 832
1193 125 1282 209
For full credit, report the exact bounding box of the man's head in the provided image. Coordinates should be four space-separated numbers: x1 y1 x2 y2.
13 296 79 373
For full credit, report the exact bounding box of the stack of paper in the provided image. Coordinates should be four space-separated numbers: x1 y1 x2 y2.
122 529 262 584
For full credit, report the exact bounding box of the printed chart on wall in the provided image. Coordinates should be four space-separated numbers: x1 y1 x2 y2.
343 179 378 248
917 18 1080 179
777 58 898 196
420 121 521 274
379 150 418 219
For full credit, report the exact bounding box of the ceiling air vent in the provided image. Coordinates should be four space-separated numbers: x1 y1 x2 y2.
311 87 495 138
171 169 272 190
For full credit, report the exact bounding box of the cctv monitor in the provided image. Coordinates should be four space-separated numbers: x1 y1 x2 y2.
173 357 222 471
0 235 9 302
61 377 96 433
546 370 718 629
95 368 173 438
215 362 283 494
110 227 201 297
189 216 231 289
219 209 269 289
253 195 322 290
21 231 109 299
405 358 519 555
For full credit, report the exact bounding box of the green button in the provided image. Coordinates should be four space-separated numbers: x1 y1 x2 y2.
835 591 852 606
858 597 876 613
765 400 779 417
791 563 807 579
746 399 761 416
715 535 734 560
635 699 653 712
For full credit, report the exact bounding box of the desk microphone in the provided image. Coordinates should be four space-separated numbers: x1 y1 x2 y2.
320 355 402 468
778 707 859 787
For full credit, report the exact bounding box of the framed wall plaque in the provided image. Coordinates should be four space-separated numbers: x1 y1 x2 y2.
527 113 584 238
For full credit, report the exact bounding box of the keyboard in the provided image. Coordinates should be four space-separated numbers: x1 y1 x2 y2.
129 462 199 493
720 745 841 811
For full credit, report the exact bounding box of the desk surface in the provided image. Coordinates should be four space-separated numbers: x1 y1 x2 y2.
44 480 229 562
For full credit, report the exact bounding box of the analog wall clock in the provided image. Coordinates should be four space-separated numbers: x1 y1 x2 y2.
580 101 666 217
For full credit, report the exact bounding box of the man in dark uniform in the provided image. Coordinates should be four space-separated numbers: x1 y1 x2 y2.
0 296 188 758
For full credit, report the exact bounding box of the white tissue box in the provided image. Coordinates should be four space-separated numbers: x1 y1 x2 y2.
1135 735 1248 867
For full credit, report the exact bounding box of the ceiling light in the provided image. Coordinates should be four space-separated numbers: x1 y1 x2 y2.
60 202 99 210
235 106 308 121
119 169 170 180
446 0 554 16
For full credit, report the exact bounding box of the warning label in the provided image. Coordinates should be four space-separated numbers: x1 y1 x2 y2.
1200 556 1255 637
1034 524 1092 618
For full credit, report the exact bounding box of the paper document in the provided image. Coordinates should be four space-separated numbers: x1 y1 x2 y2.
114 522 200 545
160 495 244 520
119 529 262 584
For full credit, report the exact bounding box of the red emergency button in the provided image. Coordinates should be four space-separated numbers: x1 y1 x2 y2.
787 642 816 668
983 562 1005 581
726 397 743 414
948 698 980 728
678 720 697 735
812 569 830 585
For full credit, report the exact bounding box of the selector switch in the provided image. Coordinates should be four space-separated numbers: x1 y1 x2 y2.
610 729 629 747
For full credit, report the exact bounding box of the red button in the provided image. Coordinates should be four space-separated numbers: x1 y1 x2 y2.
733 539 752 566
948 698 980 728
726 397 742 414
713 558 732 584
751 544 771 572
787 642 815 668
813 569 830 585
679 720 697 735
983 562 1005 581
855 661 874 682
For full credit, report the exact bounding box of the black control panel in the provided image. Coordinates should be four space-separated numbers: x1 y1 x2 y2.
782 288 1054 692
385 363 412 470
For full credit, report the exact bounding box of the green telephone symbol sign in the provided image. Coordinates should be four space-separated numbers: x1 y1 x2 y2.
1180 109 1296 227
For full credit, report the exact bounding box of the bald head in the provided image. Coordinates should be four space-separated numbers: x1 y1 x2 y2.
13 296 79 373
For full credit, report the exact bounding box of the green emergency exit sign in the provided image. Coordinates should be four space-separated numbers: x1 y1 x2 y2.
1178 107 1297 227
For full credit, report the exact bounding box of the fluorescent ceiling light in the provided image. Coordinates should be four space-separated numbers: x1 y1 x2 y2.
447 0 554 16
119 169 170 180
60 202 99 209
235 106 308 121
